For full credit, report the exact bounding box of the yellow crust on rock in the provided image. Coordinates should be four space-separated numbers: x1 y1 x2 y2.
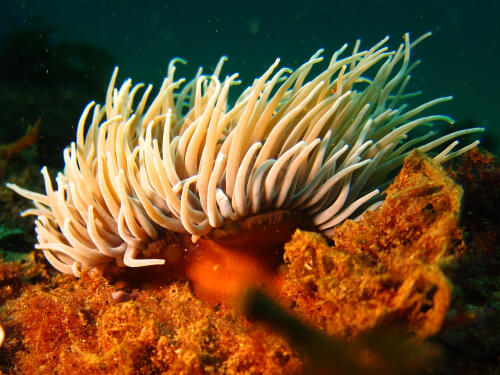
282 151 461 339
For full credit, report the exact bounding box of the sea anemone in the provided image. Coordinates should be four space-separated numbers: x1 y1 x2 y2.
7 33 482 278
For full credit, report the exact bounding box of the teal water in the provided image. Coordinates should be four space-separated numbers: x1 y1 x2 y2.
0 0 498 165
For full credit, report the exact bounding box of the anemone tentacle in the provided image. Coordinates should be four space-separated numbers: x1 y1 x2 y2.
7 33 483 275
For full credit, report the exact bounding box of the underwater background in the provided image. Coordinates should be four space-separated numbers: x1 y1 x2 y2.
0 2 499 374
0 0 498 167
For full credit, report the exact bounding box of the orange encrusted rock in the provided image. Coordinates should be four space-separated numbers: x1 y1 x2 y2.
282 151 462 339
2 271 301 375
